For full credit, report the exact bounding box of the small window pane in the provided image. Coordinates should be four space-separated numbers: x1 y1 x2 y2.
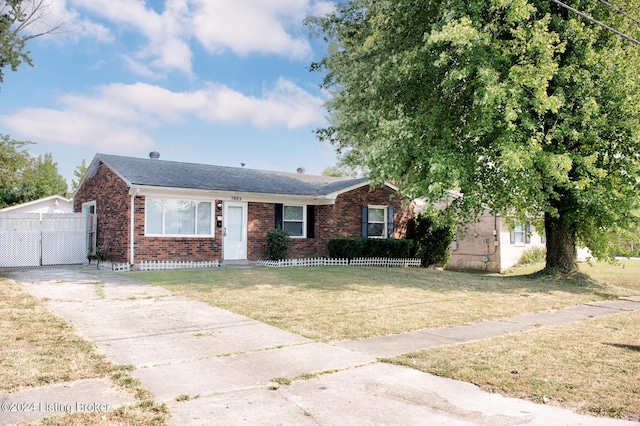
284 206 303 221
197 202 212 235
284 221 303 236
165 200 195 235
181 201 196 235
147 199 163 234
368 223 385 237
514 225 525 244
368 208 385 223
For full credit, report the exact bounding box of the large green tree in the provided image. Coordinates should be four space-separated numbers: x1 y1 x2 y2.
0 133 31 207
307 0 640 275
1 0 62 87
0 134 67 208
19 152 68 203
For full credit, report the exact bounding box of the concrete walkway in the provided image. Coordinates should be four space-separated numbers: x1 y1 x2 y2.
2 266 639 425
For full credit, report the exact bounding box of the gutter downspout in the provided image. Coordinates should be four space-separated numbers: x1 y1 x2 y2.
129 187 139 266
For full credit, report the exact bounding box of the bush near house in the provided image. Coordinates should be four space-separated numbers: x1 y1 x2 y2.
265 228 292 260
327 237 418 259
407 213 454 268
519 247 547 265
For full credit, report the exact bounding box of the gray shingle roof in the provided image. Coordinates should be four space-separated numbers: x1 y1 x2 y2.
94 154 369 197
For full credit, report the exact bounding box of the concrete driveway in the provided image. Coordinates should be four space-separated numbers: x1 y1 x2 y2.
4 266 638 425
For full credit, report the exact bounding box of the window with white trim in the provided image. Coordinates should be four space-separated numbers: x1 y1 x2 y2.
146 198 213 236
511 221 531 245
513 224 525 244
367 206 387 238
283 205 305 238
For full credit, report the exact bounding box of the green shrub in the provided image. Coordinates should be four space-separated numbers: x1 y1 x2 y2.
519 247 546 265
409 213 454 268
265 228 292 260
327 237 418 259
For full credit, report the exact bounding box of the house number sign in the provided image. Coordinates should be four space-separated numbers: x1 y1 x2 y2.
231 196 242 201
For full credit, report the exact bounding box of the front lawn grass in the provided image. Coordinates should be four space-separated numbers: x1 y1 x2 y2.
131 261 638 342
0 275 168 425
0 277 112 392
389 311 640 420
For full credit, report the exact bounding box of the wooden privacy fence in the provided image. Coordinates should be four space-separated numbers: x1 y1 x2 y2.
0 213 87 267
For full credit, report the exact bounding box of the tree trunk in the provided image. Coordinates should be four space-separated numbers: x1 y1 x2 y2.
544 211 578 275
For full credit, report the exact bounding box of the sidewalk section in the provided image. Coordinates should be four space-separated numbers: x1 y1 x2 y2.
334 298 640 358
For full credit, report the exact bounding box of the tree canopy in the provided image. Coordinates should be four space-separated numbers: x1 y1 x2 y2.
70 158 87 193
1 0 62 87
307 0 640 274
0 134 68 208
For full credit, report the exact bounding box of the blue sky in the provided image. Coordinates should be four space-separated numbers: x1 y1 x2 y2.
0 0 338 187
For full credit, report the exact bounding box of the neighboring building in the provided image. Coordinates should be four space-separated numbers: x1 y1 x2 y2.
419 194 546 272
0 195 73 214
447 209 546 272
73 153 414 266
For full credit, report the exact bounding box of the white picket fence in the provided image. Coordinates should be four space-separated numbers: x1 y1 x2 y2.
257 258 349 268
138 260 220 271
111 263 132 272
350 257 422 267
256 257 420 268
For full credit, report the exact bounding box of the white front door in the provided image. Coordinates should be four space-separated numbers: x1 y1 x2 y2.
223 202 248 260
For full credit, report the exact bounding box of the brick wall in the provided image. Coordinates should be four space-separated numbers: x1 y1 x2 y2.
332 185 412 238
247 202 273 260
132 196 222 263
246 203 332 260
73 163 130 263
245 185 414 261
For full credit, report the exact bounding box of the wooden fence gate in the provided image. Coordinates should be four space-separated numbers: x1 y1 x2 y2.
0 213 87 267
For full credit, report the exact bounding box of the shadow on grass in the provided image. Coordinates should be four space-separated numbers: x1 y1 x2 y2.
604 343 640 352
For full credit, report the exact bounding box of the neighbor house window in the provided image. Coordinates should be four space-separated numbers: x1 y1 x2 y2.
511 221 531 245
146 198 213 236
513 225 525 244
283 205 305 238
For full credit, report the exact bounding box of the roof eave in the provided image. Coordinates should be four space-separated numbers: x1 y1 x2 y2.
129 184 337 205
324 180 399 200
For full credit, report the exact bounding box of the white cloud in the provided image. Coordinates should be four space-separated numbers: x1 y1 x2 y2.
21 0 113 43
190 0 312 59
70 0 194 76
197 78 327 128
0 108 154 152
310 1 335 17
0 80 326 151
17 0 333 76
61 0 330 76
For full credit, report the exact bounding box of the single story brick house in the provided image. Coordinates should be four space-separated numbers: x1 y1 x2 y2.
73 153 414 265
